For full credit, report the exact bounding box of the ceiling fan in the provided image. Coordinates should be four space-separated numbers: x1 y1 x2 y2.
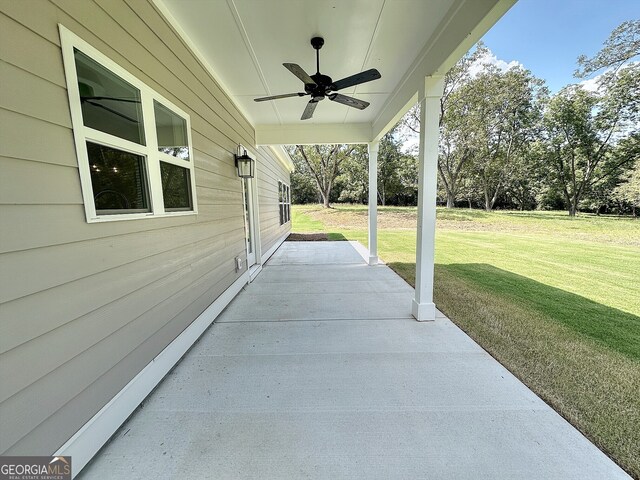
254 37 382 120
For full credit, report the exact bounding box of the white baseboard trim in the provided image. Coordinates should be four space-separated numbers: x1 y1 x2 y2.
260 231 289 265
54 271 249 477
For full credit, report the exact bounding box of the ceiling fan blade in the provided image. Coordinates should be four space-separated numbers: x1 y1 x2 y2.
254 92 307 102
330 68 381 91
283 63 316 85
301 100 318 120
328 93 370 110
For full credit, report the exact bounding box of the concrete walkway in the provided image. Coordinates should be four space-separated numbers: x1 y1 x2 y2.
80 241 630 479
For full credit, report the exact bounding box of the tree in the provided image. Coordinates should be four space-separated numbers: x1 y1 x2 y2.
401 45 544 210
337 146 369 204
463 64 545 211
377 129 406 205
540 19 639 216
542 66 639 216
581 170 621 215
395 154 419 206
290 154 320 204
575 20 640 78
399 46 484 208
504 141 546 211
613 162 640 216
457 174 483 209
612 137 640 215
289 144 356 208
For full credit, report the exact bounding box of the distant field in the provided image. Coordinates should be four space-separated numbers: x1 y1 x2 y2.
292 204 640 478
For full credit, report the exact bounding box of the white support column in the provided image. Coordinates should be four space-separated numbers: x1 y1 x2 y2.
412 76 445 321
368 142 379 265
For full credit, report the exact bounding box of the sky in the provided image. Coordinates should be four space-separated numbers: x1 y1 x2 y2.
480 0 639 92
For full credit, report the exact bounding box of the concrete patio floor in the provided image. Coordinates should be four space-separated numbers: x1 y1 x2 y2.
80 241 630 479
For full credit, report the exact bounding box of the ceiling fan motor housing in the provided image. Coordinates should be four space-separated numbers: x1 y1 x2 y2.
305 74 333 95
253 34 380 120
310 36 324 50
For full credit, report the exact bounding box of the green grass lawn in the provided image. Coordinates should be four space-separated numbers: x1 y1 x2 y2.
292 204 640 478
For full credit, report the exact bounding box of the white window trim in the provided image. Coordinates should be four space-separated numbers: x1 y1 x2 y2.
59 24 198 223
278 181 283 225
286 184 291 222
279 181 291 225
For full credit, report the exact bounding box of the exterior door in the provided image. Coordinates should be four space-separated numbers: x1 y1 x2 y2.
242 177 257 268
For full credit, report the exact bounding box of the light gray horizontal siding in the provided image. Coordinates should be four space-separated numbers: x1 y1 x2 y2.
0 219 244 355
0 12 66 87
256 147 291 255
9 267 239 455
197 186 246 206
0 156 82 205
0 61 71 127
0 202 242 254
2 264 241 454
0 108 77 167
0 0 281 458
0 217 243 304
0 236 244 407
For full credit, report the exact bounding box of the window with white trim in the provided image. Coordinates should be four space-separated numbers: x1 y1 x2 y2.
59 25 197 222
279 181 291 225
286 184 291 222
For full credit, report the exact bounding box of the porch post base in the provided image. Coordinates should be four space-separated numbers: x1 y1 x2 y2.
411 299 436 322
368 255 378 266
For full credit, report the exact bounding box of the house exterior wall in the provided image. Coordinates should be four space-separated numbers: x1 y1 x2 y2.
258 147 293 257
0 0 290 457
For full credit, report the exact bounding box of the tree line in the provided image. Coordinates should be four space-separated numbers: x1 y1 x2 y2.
289 20 640 216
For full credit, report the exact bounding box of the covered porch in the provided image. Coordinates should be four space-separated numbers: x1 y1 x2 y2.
79 241 627 479
157 0 519 322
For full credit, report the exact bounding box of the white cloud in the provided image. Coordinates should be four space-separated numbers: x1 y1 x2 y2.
578 75 602 92
468 50 524 77
577 62 639 93
576 66 613 93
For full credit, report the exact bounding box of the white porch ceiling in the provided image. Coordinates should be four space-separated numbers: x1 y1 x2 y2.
157 0 515 144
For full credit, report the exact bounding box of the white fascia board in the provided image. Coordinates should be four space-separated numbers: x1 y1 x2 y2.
371 0 516 141
256 123 372 145
269 145 295 172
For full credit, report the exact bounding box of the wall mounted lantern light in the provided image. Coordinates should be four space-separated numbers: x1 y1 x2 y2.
235 145 255 178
